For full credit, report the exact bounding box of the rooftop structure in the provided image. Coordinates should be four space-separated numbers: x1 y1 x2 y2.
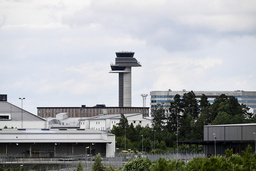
110 52 141 107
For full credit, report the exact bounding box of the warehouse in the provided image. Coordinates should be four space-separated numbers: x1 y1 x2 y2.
0 128 115 158
204 124 256 156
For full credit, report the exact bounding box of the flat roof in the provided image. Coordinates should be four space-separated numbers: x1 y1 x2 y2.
0 129 114 143
204 123 256 127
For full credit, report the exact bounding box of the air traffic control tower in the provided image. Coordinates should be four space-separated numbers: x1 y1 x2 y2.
110 52 141 107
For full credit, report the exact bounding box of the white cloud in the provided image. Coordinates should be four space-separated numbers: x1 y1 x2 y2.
0 0 255 113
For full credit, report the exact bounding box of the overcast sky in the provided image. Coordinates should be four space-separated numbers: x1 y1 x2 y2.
1 0 256 114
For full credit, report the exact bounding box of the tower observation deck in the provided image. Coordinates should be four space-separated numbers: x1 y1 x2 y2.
110 52 141 107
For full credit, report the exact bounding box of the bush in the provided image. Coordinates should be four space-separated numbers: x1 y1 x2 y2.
122 157 151 171
150 158 186 171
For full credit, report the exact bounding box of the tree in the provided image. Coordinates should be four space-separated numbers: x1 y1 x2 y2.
152 104 166 131
76 162 83 171
92 153 105 171
199 94 210 109
167 94 183 133
182 91 199 119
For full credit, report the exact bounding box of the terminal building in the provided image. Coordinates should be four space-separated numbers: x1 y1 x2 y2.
150 90 256 114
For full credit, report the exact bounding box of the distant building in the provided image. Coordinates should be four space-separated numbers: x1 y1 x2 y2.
79 113 153 131
150 90 256 114
204 123 256 156
37 104 149 118
0 94 46 129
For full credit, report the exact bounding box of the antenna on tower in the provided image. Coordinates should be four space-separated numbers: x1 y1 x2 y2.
141 94 148 107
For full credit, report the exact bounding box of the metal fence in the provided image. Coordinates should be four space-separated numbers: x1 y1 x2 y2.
0 152 204 170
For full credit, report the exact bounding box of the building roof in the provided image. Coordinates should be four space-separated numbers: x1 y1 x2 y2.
0 101 45 121
0 128 114 143
80 113 143 121
204 123 256 127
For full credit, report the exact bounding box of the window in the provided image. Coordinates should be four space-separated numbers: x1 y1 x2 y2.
134 121 136 123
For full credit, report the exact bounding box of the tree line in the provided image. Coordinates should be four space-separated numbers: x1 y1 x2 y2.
110 91 255 153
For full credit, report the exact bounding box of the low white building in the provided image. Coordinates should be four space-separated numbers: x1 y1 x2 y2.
0 97 46 129
0 128 115 158
80 113 153 131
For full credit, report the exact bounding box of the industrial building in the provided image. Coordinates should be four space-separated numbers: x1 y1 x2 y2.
150 90 256 114
110 52 141 107
37 105 149 118
204 124 256 156
0 128 115 158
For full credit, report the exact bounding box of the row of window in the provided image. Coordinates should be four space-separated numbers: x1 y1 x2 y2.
151 95 256 99
38 108 147 115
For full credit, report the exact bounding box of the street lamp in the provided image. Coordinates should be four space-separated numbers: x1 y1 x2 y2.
19 98 25 129
176 112 179 160
153 130 155 154
253 132 256 153
141 135 143 153
213 133 216 157
125 127 126 150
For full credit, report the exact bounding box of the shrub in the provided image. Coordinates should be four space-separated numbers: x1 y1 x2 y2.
122 157 151 171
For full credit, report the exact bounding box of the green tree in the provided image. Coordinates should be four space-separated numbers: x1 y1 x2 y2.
152 104 166 131
167 94 183 133
92 153 105 171
76 162 83 171
199 94 210 109
182 91 199 119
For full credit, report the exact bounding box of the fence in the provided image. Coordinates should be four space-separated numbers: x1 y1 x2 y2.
0 152 204 170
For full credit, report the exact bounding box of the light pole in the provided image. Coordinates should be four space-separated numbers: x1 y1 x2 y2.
213 133 216 157
153 130 155 154
125 127 126 150
176 112 179 160
19 98 25 129
141 135 143 154
253 132 256 153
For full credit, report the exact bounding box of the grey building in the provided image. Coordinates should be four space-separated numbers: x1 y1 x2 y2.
150 90 256 114
0 94 46 129
204 124 256 156
110 52 141 107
